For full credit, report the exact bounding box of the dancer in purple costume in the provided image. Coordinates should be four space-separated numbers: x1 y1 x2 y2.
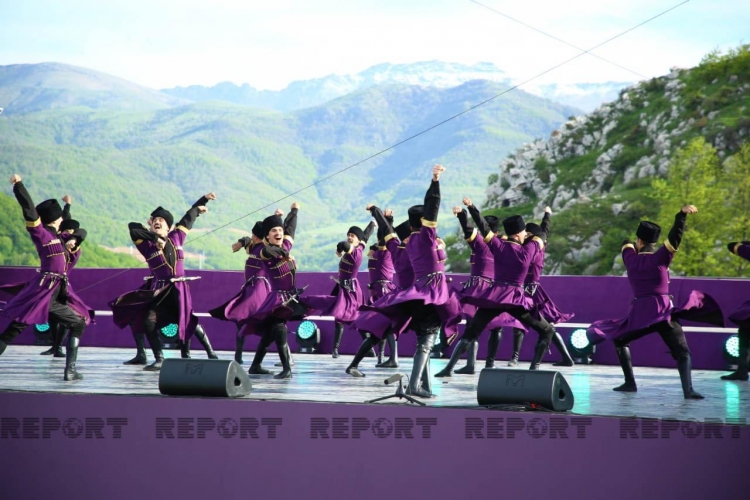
439 203 558 372
0 175 90 381
346 206 408 377
109 194 218 370
359 165 462 398
720 241 750 381
518 207 576 367
586 206 725 398
41 194 92 358
303 220 375 358
243 203 304 379
208 218 274 364
437 203 528 377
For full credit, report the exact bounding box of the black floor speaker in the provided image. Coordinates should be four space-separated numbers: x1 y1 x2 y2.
476 368 574 411
158 359 252 397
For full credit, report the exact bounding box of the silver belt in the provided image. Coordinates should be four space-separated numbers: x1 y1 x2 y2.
463 275 492 289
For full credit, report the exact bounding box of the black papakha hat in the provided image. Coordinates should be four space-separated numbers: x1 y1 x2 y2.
36 199 63 225
502 215 526 235
636 221 661 244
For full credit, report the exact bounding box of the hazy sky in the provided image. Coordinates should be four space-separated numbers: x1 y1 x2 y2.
1 0 747 90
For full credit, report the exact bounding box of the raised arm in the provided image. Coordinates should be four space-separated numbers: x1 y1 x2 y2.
177 192 215 231
464 197 491 236
361 221 376 244
284 203 299 239
423 165 444 225
368 205 395 242
10 176 39 224
62 195 72 221
540 207 551 238
454 207 475 240
665 205 697 253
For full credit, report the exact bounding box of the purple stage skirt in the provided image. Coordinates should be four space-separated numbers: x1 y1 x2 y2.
460 281 533 311
361 273 462 343
729 299 750 328
0 277 93 326
459 277 526 331
240 289 310 337
528 284 574 325
587 290 725 344
109 282 198 342
301 280 364 325
352 310 395 340
369 281 397 302
209 277 271 337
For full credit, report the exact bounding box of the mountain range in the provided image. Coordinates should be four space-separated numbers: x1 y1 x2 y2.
0 61 579 271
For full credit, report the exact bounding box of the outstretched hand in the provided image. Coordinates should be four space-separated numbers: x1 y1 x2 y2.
197 206 208 214
452 206 463 216
204 192 217 201
231 241 243 253
291 202 300 210
384 208 393 218
65 239 77 251
275 208 284 217
462 197 472 207
62 195 72 204
544 206 552 214
681 205 698 214
10 174 21 185
366 203 374 211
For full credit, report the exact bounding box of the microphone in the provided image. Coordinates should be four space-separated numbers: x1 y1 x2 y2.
384 374 403 385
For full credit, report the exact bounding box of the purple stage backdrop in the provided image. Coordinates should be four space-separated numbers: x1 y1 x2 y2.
1 266 748 369
0 391 748 500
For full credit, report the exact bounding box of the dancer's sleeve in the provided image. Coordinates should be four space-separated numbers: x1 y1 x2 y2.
13 182 39 226
261 245 289 260
456 209 476 240
369 206 396 243
284 207 298 240
62 203 71 221
467 204 492 238
177 196 211 233
541 212 551 238
422 179 440 226
362 221 376 244
128 223 157 243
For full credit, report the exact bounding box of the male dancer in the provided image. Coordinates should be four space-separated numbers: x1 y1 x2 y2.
42 195 89 358
243 203 302 379
586 206 724 398
436 205 526 377
360 165 462 398
0 175 90 381
444 204 557 371
521 208 575 366
722 240 750 380
209 220 270 364
303 221 375 358
109 194 218 370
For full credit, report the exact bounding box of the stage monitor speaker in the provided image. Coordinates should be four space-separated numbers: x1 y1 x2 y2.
476 368 574 411
158 359 252 398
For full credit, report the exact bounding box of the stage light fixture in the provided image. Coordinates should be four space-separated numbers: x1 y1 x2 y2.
723 335 739 367
33 322 53 346
567 328 595 364
35 323 50 333
160 323 178 339
296 320 320 353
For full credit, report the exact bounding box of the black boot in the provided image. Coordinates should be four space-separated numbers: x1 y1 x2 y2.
275 344 295 366
455 340 478 375
376 338 384 365
143 331 164 371
180 339 191 359
249 334 273 375
377 333 399 368
273 325 292 379
551 330 575 367
613 345 637 392
0 339 6 356
721 329 749 381
435 338 471 377
529 338 549 370
235 335 245 364
485 328 502 368
346 337 378 377
508 328 524 366
63 336 83 381
407 332 437 398
41 324 66 357
332 322 344 358
677 354 704 399
194 324 218 359
123 332 148 365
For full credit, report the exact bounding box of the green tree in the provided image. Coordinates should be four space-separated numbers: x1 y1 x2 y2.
651 137 726 276
719 143 750 274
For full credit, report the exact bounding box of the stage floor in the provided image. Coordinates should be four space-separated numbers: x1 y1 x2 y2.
1 345 748 423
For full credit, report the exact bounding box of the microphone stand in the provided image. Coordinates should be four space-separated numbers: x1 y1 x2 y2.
365 374 425 406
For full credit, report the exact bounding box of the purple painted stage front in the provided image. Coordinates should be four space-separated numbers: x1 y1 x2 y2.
1 391 748 500
1 266 748 369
